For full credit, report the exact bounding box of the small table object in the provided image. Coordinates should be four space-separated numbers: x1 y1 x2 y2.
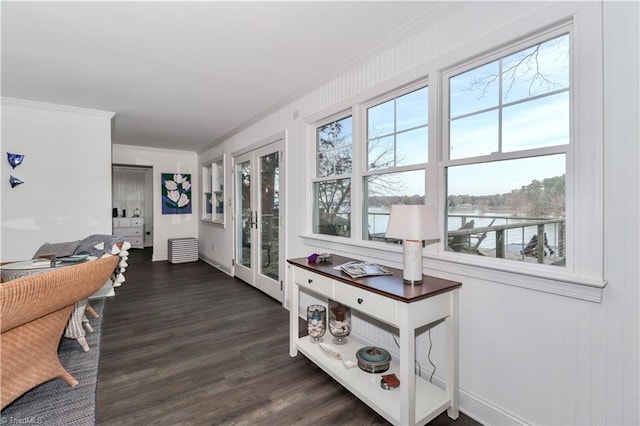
1 257 96 352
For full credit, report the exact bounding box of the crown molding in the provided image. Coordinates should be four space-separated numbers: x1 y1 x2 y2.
1 97 115 118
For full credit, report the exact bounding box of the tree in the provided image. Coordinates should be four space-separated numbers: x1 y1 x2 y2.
315 120 409 236
316 120 353 236
462 34 569 102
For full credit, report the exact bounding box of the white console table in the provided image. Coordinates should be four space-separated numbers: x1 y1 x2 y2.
288 255 461 426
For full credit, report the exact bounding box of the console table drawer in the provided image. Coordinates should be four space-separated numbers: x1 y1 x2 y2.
294 267 333 297
334 283 397 325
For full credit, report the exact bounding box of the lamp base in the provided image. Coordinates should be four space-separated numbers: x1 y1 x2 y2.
402 240 423 285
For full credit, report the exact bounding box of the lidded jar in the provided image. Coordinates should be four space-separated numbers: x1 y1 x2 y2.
306 305 326 343
328 300 351 345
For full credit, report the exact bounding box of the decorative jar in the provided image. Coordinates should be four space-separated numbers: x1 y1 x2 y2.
307 305 326 343
328 300 351 345
356 346 391 373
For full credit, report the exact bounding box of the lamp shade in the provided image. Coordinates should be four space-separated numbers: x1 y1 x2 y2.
385 204 438 241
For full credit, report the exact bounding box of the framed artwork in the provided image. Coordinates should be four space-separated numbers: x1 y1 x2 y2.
162 173 192 215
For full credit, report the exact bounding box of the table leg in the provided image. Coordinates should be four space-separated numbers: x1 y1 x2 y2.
399 305 416 426
446 289 460 419
64 299 90 352
289 269 299 357
85 303 100 318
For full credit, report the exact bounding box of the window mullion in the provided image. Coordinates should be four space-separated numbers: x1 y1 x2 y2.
498 57 503 153
352 105 364 241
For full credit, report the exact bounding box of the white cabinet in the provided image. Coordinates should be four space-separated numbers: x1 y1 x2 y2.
113 217 144 249
201 155 225 225
288 255 461 426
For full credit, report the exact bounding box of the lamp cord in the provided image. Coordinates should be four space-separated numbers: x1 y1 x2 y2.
389 327 436 381
427 328 436 383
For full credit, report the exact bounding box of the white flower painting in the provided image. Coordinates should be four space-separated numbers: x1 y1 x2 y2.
162 173 192 214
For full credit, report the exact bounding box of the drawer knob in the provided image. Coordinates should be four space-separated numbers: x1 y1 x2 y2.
357 298 363 304
308 279 313 284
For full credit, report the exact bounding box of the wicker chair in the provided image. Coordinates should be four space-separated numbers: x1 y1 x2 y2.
0 255 118 409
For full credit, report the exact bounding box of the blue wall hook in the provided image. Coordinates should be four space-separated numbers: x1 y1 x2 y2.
7 152 25 169
9 175 24 188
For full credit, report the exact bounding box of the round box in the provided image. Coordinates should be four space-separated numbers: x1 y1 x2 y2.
356 346 391 373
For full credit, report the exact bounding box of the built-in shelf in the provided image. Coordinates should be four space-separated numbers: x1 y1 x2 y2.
201 155 225 226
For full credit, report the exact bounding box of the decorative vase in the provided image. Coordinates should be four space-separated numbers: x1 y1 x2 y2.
328 300 351 345
307 305 326 343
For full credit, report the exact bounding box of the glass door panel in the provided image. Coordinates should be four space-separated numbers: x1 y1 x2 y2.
259 151 279 281
236 158 252 271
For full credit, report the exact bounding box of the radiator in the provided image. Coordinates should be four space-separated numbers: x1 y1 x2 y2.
168 237 199 264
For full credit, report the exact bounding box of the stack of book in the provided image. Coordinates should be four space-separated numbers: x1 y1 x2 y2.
336 261 392 278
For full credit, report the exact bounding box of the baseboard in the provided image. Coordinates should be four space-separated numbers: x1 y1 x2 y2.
415 366 530 425
199 254 233 276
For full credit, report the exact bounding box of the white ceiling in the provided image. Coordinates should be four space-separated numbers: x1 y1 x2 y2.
1 1 443 152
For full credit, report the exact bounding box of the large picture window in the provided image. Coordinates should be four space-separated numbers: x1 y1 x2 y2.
444 30 570 267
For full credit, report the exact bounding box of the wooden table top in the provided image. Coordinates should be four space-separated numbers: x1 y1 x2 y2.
287 254 461 303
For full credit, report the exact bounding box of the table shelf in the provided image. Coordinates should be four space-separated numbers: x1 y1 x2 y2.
296 335 449 425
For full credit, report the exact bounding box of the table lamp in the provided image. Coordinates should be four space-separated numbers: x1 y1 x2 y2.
385 204 437 284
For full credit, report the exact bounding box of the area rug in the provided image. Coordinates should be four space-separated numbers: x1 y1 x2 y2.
0 299 105 425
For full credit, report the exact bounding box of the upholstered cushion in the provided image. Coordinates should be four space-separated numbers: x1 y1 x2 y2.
32 240 81 259
74 234 124 257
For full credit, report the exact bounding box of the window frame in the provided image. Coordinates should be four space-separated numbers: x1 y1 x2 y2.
431 14 606 299
311 112 355 238
303 5 605 302
440 25 572 271
361 80 430 242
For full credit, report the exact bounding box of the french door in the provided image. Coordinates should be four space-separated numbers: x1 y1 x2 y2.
234 140 283 302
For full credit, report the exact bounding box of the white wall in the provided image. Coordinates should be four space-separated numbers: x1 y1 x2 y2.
112 144 198 261
199 2 639 425
1 98 114 261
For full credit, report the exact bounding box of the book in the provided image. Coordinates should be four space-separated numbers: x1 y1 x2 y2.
336 261 392 278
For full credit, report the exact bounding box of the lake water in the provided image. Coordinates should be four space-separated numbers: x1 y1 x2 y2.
368 207 562 251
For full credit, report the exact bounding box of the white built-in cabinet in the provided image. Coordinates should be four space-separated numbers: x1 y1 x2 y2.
113 217 144 249
202 155 225 226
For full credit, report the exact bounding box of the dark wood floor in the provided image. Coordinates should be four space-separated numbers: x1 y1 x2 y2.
97 248 481 425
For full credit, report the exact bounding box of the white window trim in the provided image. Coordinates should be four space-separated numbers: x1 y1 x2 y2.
310 110 354 238
360 79 430 241
302 2 606 303
430 10 606 299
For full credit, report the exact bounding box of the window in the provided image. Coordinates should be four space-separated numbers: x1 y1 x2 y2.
313 116 353 237
364 86 429 241
444 30 570 267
